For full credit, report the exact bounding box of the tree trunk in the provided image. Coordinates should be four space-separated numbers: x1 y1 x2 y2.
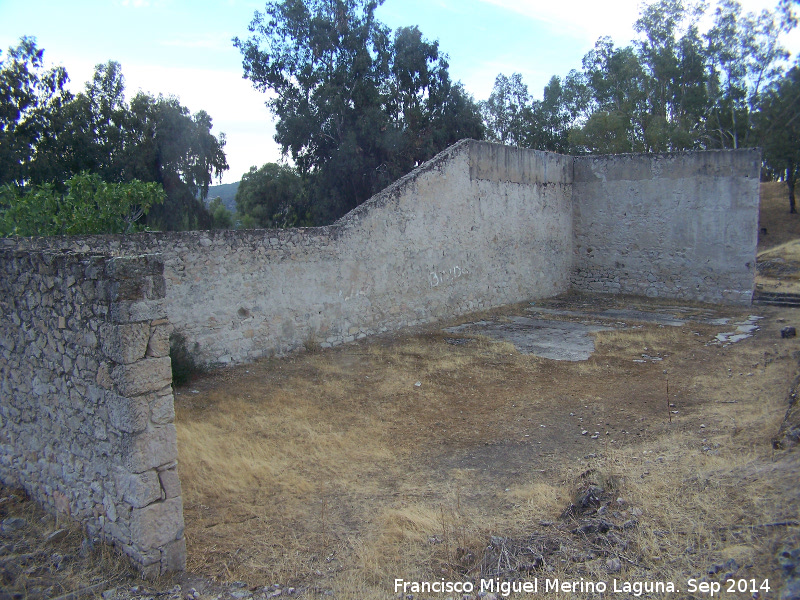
789 160 797 214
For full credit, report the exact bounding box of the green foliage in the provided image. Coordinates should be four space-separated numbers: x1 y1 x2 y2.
480 73 533 146
482 0 796 158
169 331 204 386
209 197 234 229
235 163 309 228
0 37 71 186
234 0 483 224
0 172 164 236
1 38 228 231
569 111 634 155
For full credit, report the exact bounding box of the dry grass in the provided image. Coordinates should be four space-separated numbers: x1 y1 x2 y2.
0 486 140 599
759 181 800 251
757 182 800 294
174 295 800 598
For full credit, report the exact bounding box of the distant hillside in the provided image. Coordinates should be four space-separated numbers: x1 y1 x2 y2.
206 181 239 213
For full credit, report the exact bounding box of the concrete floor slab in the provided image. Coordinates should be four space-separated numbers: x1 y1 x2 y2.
444 316 614 361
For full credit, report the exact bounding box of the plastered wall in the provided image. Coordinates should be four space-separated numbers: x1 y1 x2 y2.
4 140 575 365
0 251 185 576
571 150 760 304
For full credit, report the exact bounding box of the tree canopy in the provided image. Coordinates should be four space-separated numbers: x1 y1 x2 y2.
0 172 164 236
481 0 794 155
480 0 798 209
235 0 483 223
0 38 229 234
235 162 309 229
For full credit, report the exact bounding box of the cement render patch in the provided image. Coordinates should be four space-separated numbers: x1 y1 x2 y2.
444 304 755 361
527 305 733 327
444 316 614 361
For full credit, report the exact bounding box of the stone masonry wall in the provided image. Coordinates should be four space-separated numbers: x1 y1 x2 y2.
0 250 185 576
0 141 760 575
4 140 575 366
571 149 760 304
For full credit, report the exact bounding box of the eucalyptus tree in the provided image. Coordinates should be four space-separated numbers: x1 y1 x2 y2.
234 0 483 223
481 73 533 146
235 162 308 228
756 64 800 212
0 37 71 186
1 39 229 232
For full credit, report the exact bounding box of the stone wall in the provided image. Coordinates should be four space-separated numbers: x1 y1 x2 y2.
4 140 575 366
0 250 185 576
571 150 760 304
0 140 761 575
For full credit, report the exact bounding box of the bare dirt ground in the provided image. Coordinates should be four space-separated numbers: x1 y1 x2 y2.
2 182 800 600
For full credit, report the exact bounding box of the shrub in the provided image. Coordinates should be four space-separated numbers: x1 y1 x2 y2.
169 331 203 386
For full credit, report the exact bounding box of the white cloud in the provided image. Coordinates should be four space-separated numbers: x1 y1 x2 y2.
122 65 280 182
475 0 791 47
476 0 641 45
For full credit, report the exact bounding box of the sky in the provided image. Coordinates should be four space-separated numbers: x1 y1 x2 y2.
1 0 797 184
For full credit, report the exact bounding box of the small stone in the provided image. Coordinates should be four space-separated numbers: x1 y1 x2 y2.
1 516 28 532
414 381 421 387
622 519 638 529
606 557 622 573
781 326 796 338
723 558 739 573
46 528 69 543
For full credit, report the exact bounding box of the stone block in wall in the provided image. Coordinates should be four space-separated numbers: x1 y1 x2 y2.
110 299 167 325
112 357 172 397
96 362 113 389
113 467 162 508
106 255 166 302
123 424 178 474
107 392 149 434
149 388 176 424
161 537 186 572
129 496 184 550
146 319 172 358
100 323 150 364
123 544 162 570
158 465 181 499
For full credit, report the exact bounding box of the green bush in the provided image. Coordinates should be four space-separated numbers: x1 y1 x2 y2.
169 331 203 386
0 172 165 237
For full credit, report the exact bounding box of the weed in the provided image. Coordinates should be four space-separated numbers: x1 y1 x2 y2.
303 334 321 353
169 331 203 386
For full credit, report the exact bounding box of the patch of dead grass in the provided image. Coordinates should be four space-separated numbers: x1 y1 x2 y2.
173 298 800 598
